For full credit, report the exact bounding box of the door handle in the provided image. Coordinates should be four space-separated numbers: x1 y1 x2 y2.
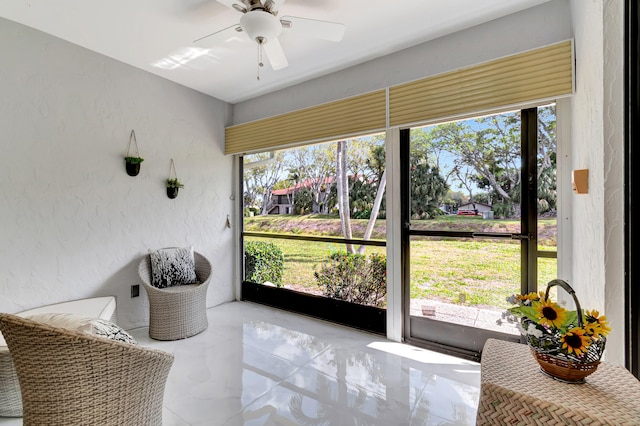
511 234 532 240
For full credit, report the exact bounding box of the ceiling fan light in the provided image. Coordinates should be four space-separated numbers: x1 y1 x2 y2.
240 11 282 44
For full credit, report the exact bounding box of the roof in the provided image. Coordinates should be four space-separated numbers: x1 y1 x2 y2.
458 202 492 208
272 177 336 196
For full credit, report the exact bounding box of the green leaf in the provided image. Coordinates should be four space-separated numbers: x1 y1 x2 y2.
565 310 578 328
518 306 539 322
166 178 184 189
124 156 144 164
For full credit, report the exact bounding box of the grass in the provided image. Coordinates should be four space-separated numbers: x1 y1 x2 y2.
409 238 556 309
245 215 557 310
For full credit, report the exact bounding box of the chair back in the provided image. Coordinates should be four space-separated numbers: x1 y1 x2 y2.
0 314 174 426
137 251 212 340
138 251 212 288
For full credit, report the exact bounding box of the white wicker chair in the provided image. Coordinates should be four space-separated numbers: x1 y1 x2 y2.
0 314 174 426
138 251 212 341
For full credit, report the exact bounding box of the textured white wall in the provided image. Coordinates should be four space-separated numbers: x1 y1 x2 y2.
568 0 625 364
569 1 606 304
233 0 573 125
602 0 625 365
0 18 235 329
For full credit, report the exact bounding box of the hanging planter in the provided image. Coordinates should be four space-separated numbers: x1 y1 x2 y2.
166 159 184 199
124 130 144 177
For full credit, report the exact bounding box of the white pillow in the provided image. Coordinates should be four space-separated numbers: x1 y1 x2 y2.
149 246 199 288
25 313 138 345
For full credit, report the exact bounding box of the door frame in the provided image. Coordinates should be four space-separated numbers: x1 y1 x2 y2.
625 0 639 377
400 108 542 360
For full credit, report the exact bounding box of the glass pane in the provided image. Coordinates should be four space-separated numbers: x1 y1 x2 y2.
409 236 520 335
242 133 387 311
537 257 558 300
536 104 558 291
243 133 386 224
409 111 522 233
245 236 386 309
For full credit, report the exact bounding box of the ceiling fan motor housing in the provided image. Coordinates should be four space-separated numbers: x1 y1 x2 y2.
240 10 282 44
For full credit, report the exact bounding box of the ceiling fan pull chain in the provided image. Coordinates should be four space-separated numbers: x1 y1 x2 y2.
257 43 264 81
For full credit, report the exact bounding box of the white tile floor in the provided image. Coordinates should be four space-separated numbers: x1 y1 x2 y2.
0 301 481 425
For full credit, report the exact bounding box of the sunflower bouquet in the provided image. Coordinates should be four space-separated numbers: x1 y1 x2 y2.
505 279 610 382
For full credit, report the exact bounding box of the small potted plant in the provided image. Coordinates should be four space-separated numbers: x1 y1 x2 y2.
125 130 143 176
166 178 184 199
124 156 144 177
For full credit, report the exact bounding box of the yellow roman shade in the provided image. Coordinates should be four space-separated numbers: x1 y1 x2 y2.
389 40 574 127
226 40 574 155
225 90 387 155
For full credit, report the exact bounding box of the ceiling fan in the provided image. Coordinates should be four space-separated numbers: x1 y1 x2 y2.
194 0 345 71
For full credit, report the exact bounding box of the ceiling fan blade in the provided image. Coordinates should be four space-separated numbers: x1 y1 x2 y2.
281 16 345 42
262 37 288 70
215 0 242 9
194 25 244 48
265 0 286 14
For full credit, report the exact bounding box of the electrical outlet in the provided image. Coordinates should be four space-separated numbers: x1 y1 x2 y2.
131 284 140 298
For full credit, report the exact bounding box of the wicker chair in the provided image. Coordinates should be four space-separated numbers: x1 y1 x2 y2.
0 346 21 417
0 314 174 426
138 251 212 341
0 296 117 418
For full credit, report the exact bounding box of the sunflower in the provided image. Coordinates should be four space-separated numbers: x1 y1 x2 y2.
516 292 540 305
585 322 604 337
561 327 592 357
585 310 612 337
533 298 569 328
517 292 539 301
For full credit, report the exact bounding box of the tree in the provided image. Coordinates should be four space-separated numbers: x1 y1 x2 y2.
290 145 336 214
424 114 522 217
357 169 386 254
410 162 448 219
368 145 386 185
537 105 557 213
336 140 354 253
448 120 520 203
244 152 287 215
333 137 387 254
285 168 301 211
293 189 313 215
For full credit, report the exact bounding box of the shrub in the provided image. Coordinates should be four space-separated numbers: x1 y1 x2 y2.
353 209 372 220
314 252 386 307
244 241 284 287
492 202 514 219
293 189 313 215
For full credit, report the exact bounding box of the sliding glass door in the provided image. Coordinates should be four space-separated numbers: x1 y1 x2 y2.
402 106 558 359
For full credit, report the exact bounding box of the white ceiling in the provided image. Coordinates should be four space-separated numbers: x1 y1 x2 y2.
0 0 551 104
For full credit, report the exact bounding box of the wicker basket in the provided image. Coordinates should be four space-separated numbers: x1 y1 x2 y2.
525 279 606 384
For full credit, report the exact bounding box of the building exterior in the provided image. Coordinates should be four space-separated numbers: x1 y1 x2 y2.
456 202 492 215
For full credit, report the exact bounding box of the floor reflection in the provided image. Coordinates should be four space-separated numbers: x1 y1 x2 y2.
121 302 481 425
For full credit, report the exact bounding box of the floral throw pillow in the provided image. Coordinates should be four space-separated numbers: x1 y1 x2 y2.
25 313 138 345
149 246 199 288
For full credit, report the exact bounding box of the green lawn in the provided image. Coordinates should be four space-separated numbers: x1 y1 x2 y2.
245 215 557 309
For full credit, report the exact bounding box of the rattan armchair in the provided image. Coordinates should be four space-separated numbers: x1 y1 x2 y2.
0 296 117 418
138 251 212 340
0 314 174 426
0 346 21 417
